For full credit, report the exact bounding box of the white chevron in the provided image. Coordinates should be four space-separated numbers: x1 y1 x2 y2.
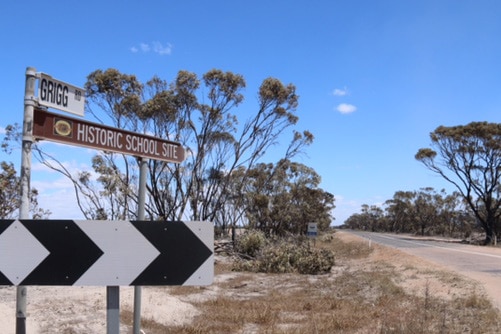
0 220 49 285
183 221 214 285
73 220 160 285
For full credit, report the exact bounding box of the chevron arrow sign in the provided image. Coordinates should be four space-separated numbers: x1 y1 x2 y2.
0 220 213 286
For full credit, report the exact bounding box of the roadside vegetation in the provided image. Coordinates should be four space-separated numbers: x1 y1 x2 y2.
122 231 501 333
2 68 501 331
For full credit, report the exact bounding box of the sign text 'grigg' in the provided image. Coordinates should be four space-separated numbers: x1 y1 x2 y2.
37 73 85 117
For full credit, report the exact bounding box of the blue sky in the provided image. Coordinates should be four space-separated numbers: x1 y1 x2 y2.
2 0 501 224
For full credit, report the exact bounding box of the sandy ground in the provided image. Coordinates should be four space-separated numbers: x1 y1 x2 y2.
0 231 498 333
0 286 199 333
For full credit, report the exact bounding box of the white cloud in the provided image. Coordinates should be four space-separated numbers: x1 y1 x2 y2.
336 103 357 114
332 87 349 96
152 41 172 55
130 41 172 55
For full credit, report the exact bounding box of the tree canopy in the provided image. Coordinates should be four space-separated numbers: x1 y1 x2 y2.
415 122 501 243
344 188 474 239
0 159 50 220
14 68 332 234
239 159 334 235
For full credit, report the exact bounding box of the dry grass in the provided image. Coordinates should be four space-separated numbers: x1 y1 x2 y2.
122 232 501 333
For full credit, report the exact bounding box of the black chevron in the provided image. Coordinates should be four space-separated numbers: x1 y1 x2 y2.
131 221 212 285
19 220 103 285
0 220 14 285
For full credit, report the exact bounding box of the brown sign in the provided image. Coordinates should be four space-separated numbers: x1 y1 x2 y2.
33 109 185 163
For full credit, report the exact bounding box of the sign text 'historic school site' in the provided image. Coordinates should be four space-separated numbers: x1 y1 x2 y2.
33 109 185 163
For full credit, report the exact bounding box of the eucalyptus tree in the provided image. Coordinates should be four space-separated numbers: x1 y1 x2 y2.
241 159 334 235
1 123 50 219
385 191 414 233
29 68 313 225
343 204 384 231
416 122 501 244
438 191 475 238
413 187 443 236
0 157 50 219
0 161 22 218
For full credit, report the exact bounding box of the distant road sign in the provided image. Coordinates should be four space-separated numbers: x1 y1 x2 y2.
307 223 318 238
33 109 186 163
38 73 85 116
0 220 213 286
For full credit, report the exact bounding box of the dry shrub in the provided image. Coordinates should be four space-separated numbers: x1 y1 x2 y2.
233 232 335 275
234 229 268 258
295 248 335 274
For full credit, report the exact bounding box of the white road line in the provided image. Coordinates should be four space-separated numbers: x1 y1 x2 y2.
374 234 501 259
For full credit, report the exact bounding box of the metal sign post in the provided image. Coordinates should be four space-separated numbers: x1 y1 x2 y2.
133 157 148 334
109 157 147 334
107 286 120 334
17 67 37 334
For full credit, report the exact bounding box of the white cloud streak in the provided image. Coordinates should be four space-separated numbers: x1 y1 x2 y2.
152 41 172 55
130 41 173 55
336 103 357 114
332 87 349 96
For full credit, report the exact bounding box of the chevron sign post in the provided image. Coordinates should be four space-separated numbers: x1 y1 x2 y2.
0 220 213 286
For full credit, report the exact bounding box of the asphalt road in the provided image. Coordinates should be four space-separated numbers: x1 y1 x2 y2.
344 230 501 309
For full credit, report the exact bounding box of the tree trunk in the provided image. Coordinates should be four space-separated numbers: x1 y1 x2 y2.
484 225 494 245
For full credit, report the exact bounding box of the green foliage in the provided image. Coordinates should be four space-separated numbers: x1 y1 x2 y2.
5 68 327 229
241 159 335 235
0 161 19 218
32 68 316 225
256 240 300 274
416 122 501 243
234 229 268 258
0 160 51 219
345 188 475 238
233 233 335 275
345 188 477 239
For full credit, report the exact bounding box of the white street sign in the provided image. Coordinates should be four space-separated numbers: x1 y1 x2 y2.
38 73 85 117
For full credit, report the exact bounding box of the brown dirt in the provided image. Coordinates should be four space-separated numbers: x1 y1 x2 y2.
0 231 497 333
336 232 488 304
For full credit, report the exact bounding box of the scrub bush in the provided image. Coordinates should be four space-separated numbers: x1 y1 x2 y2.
233 232 335 275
